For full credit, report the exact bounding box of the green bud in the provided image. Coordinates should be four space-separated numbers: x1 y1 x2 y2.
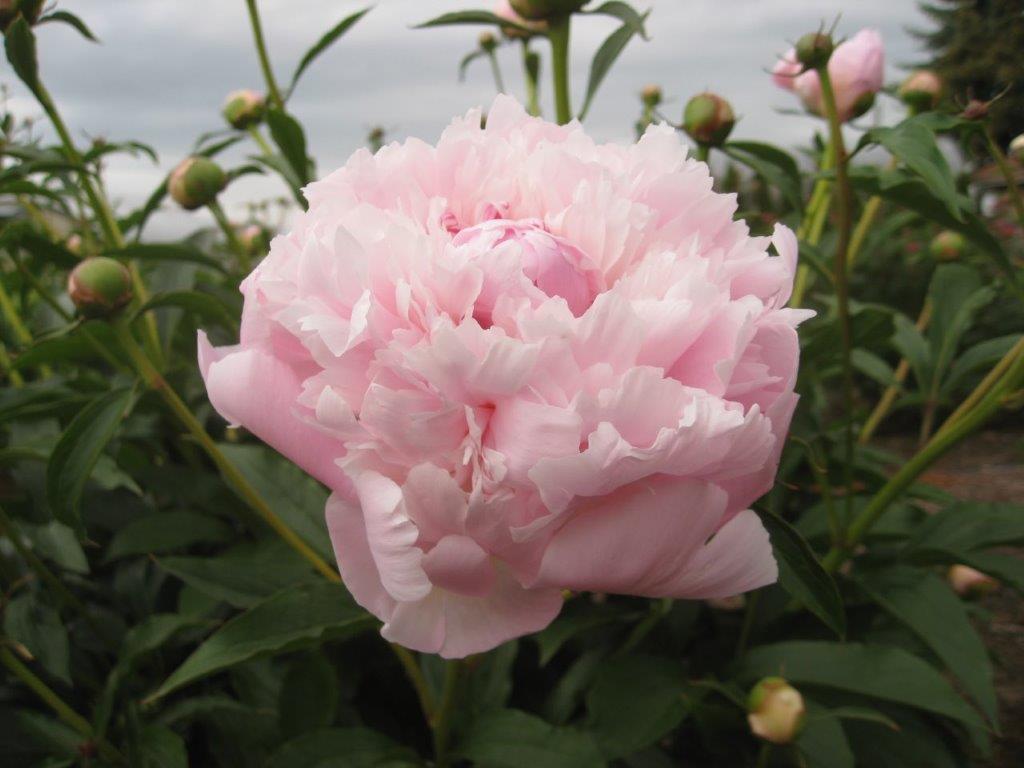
899 70 944 114
222 89 265 130
478 30 498 53
1010 134 1024 164
0 0 44 30
641 84 662 109
67 257 133 318
683 92 735 148
929 230 966 262
168 156 227 211
795 31 834 70
509 0 586 21
747 677 806 745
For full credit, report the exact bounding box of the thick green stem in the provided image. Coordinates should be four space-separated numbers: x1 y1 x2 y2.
522 42 541 117
247 125 274 156
790 142 835 307
0 342 23 386
985 125 1024 228
431 660 464 768
487 50 506 94
935 335 1024 440
244 0 285 110
207 198 252 272
817 66 856 528
823 336 1024 572
548 16 572 125
847 194 881 268
695 144 710 164
0 644 124 763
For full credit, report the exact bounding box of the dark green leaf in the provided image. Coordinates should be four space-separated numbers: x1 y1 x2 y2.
38 11 99 42
415 10 530 32
105 243 229 274
946 334 1022 393
289 8 371 95
846 710 962 768
46 386 134 529
902 501 1024 558
0 708 81 762
926 264 992 384
149 582 372 700
956 551 1024 594
266 108 311 187
856 566 996 723
135 291 239 333
267 727 419 768
137 724 188 768
797 710 854 768
724 141 803 211
581 2 650 38
3 593 71 684
578 13 650 120
759 510 845 637
456 709 605 768
852 349 896 387
459 49 486 82
105 511 233 561
279 652 338 738
534 601 639 666
4 18 40 96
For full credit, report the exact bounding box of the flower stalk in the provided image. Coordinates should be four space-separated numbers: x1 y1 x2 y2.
548 16 572 124
207 199 252 272
522 42 541 116
431 660 465 768
244 0 285 110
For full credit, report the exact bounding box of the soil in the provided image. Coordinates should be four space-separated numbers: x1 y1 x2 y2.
880 430 1024 767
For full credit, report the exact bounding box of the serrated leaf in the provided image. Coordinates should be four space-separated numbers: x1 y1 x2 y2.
38 11 99 42
149 582 373 701
289 7 370 95
455 709 605 768
46 386 134 530
760 510 845 638
578 13 650 120
856 566 997 723
105 511 233 561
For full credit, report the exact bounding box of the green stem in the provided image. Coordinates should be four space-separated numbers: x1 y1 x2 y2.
935 335 1024 440
817 65 856 529
207 198 252 272
392 645 436 721
695 144 710 164
548 16 572 125
0 342 23 387
790 142 835 307
0 275 34 348
522 42 541 117
487 50 506 94
823 336 1024 572
735 590 760 658
244 0 285 110
755 742 772 768
0 644 124 763
985 125 1024 228
247 125 274 156
113 321 338 582
431 660 464 768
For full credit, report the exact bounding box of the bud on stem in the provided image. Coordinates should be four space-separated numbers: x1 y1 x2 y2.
168 157 227 211
795 31 834 70
509 0 585 21
683 92 735 149
747 677 805 745
223 89 265 130
67 257 133 318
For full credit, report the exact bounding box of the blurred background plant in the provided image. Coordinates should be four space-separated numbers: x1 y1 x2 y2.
0 1 1022 767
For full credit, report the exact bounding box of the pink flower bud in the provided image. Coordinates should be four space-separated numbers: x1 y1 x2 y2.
748 677 806 744
929 230 965 261
223 89 265 130
641 84 662 109
0 0 43 30
168 156 227 211
67 257 133 318
899 70 944 114
948 565 998 597
1009 134 1024 164
494 0 547 38
509 0 585 21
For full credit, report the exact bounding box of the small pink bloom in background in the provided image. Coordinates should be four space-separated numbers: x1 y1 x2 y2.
199 96 811 657
494 0 546 37
773 29 884 122
948 564 999 597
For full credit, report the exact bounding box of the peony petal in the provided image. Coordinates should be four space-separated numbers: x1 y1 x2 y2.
421 534 495 597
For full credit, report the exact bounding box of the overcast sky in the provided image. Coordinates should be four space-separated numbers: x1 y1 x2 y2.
6 0 930 238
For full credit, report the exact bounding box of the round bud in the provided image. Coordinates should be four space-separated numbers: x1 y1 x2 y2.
65 233 83 256
899 70 944 114
641 84 662 109
509 0 585 21
795 31 834 69
222 89 265 130
67 257 133 318
1009 134 1024 164
478 30 498 53
168 156 227 211
929 230 966 261
0 0 43 30
238 223 270 257
747 677 806 745
961 99 989 121
948 564 999 598
683 92 735 147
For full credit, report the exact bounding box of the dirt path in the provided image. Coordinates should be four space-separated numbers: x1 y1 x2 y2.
881 431 1024 767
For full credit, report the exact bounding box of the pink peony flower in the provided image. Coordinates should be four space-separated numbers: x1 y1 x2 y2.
199 96 810 658
773 29 884 122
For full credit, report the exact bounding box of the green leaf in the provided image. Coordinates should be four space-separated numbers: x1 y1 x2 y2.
4 18 40 96
135 290 239 333
723 141 803 211
218 443 335 562
159 540 319 608
46 386 134 530
846 710 962 768
105 243 229 274
455 709 606 768
858 117 962 221
902 501 1024 558
584 656 687 759
266 108 311 187
279 652 338 738
0 708 81 763
759 510 845 638
149 582 373 700
856 566 997 723
22 521 88 574
732 641 988 737
581 2 650 38
289 7 371 95
38 11 99 42
266 727 419 768
415 9 529 32
925 264 993 385
797 710 854 768
3 593 71 684
946 334 1022 393
852 349 896 387
105 511 233 561
578 13 650 120
534 601 639 666
137 724 188 768
956 551 1024 594
890 314 930 389
458 49 486 82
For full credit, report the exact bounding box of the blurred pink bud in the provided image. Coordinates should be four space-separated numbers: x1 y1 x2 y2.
1009 134 1024 163
948 565 998 597
899 70 944 113
748 677 806 744
494 0 547 38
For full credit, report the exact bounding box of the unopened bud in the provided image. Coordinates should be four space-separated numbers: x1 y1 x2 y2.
795 31 834 70
929 230 966 261
683 92 735 147
65 233 82 256
67 257 133 318
478 31 498 53
168 156 226 211
948 564 998 598
1010 134 1024 164
0 0 43 30
237 223 270 257
641 84 662 109
509 0 585 21
961 99 989 122
899 70 944 114
222 89 265 130
747 677 806 745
